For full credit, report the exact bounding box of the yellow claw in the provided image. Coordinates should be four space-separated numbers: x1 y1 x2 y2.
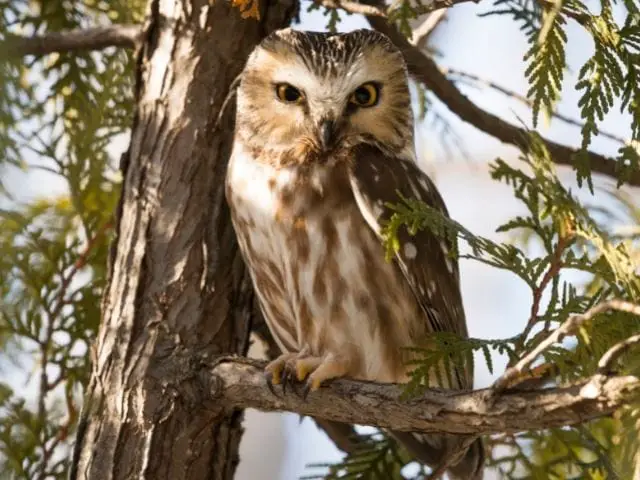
270 368 282 385
309 377 323 392
265 353 296 385
294 357 320 382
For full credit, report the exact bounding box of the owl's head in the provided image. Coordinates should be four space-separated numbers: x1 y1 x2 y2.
235 28 413 161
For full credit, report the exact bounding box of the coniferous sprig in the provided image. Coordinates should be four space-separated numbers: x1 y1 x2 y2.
0 2 141 476
306 2 346 33
382 195 545 289
387 1 421 37
403 334 518 396
481 0 543 36
488 422 631 479
484 0 640 188
524 0 567 126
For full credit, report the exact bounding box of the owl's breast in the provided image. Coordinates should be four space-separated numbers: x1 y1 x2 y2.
226 145 424 383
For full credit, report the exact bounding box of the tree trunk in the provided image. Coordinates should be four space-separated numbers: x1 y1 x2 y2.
69 1 295 478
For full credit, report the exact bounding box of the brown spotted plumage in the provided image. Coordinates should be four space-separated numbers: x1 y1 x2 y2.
226 28 484 479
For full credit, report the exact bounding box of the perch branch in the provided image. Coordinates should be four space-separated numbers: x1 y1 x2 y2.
205 357 640 436
251 314 368 454
2 24 141 58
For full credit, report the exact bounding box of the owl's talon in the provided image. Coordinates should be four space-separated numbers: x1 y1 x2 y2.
282 361 306 396
265 352 298 395
264 371 278 396
282 367 293 395
304 354 349 395
301 382 311 401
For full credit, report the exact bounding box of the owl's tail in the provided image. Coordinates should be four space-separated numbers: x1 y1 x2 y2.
390 431 485 480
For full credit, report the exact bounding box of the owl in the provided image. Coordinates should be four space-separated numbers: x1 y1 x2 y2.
226 28 484 479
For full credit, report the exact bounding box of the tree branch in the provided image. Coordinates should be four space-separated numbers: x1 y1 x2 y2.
598 333 640 375
315 0 387 16
6 15 638 187
443 68 628 145
206 357 639 436
1 25 141 58
314 0 478 17
493 299 640 392
359 3 640 187
411 10 448 49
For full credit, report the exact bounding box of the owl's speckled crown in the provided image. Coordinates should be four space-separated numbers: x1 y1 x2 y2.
258 28 401 78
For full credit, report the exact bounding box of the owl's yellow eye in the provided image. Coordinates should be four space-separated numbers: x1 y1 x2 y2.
276 83 304 104
349 83 379 108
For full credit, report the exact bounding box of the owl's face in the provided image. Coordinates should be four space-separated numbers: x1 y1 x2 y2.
235 29 413 160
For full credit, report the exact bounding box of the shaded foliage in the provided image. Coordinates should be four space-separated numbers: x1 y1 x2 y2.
0 0 144 477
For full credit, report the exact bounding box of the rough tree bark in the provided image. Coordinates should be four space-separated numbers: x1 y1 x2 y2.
69 1 295 478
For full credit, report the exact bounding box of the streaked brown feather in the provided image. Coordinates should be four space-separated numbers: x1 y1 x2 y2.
348 143 471 389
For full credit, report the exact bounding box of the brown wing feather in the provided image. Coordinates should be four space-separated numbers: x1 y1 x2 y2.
348 144 471 389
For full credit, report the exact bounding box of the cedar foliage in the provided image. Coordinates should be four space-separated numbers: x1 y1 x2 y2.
0 1 144 477
1 0 639 479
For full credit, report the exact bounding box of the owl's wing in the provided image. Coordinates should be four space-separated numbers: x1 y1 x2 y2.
348 143 471 389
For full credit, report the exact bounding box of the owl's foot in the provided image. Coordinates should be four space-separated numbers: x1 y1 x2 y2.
264 349 314 395
298 353 349 400
264 352 298 395
264 351 349 399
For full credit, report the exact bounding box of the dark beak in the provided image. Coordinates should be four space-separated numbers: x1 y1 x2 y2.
320 119 336 151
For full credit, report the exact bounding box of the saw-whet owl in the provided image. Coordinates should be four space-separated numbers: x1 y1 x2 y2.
226 28 484 479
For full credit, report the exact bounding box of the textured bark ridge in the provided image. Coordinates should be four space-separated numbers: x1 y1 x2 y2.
69 1 295 479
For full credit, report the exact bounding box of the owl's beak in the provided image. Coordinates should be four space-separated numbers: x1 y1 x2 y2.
319 119 336 151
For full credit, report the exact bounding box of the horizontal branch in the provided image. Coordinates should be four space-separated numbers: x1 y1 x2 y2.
206 357 640 436
1 24 141 58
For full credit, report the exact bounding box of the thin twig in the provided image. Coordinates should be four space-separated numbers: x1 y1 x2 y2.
492 299 640 393
315 0 387 16
411 10 448 49
512 233 570 360
33 220 112 478
214 74 243 132
598 333 640 375
443 68 627 145
315 0 479 17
